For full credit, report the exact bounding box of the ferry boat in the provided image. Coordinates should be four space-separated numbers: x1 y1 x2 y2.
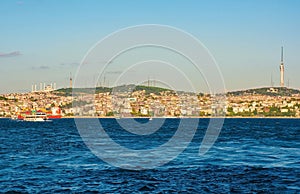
11 107 62 121
23 112 49 122
47 107 62 119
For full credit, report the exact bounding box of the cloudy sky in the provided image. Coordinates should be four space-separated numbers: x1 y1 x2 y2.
0 0 300 93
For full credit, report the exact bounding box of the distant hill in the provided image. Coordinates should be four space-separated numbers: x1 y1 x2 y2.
55 87 112 96
54 85 300 97
227 87 300 97
55 85 172 96
133 85 172 95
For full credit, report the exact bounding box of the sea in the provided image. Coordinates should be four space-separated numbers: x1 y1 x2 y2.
0 118 299 193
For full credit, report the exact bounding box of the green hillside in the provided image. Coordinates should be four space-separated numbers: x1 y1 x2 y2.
227 87 300 97
54 85 172 96
54 85 300 97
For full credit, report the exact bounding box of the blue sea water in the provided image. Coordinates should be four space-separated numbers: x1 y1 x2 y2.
0 118 299 193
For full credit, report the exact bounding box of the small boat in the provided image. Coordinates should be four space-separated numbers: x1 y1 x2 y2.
11 115 18 120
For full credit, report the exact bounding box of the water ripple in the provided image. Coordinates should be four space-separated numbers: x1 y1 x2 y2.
0 118 299 193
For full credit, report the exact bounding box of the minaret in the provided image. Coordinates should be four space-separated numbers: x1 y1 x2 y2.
280 46 284 87
70 72 73 88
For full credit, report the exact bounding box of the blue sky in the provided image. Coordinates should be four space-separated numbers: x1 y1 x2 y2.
0 0 300 93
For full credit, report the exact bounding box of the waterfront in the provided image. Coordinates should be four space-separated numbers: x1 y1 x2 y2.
1 86 300 119
0 118 299 193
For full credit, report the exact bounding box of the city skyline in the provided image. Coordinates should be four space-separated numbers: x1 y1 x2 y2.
1 0 300 94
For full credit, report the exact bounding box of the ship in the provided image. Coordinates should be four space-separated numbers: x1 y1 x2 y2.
46 107 62 119
23 112 49 122
12 107 62 121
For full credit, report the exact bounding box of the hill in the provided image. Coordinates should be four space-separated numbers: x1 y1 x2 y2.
54 85 300 97
54 85 173 96
227 87 300 97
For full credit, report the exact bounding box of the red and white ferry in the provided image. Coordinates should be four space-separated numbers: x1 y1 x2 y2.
46 107 62 119
12 107 62 121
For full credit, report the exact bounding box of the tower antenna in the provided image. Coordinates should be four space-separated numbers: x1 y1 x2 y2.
281 46 283 62
280 46 285 87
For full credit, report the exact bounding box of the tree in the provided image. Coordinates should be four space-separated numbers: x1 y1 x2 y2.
253 108 258 115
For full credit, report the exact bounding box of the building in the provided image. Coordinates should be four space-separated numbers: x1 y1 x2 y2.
31 82 56 92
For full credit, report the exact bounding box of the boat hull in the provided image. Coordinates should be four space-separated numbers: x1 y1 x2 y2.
23 117 46 122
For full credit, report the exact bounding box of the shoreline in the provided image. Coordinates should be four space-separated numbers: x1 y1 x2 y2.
1 116 299 119
62 116 300 119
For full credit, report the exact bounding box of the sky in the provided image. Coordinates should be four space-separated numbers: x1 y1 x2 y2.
0 0 300 94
